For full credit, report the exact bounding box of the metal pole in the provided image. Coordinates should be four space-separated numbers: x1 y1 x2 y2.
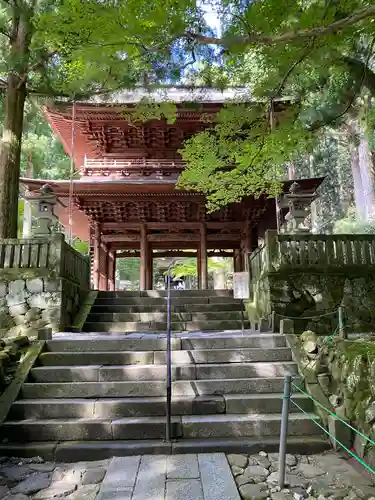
278 375 292 489
240 299 244 334
165 264 172 442
338 306 346 339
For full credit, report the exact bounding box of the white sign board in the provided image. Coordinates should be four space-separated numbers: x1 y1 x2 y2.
233 272 250 299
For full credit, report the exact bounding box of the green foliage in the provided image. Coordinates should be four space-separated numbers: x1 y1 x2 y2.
333 206 375 234
178 103 312 210
73 238 89 255
123 99 177 125
171 257 232 278
1 0 373 220
171 257 197 278
116 258 140 282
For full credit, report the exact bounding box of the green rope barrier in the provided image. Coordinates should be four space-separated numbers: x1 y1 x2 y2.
290 399 375 476
275 310 339 320
292 382 375 447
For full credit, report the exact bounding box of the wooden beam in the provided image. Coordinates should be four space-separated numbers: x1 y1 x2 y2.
103 233 241 243
116 250 235 258
140 224 147 291
93 224 100 290
101 221 244 231
199 223 208 290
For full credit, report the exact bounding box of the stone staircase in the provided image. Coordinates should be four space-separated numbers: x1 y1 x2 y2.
0 331 328 461
82 290 250 333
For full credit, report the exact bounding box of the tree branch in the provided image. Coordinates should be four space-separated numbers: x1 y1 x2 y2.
185 5 375 48
310 35 375 131
16 50 57 89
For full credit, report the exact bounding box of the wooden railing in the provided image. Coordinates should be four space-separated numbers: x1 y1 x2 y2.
62 241 90 289
276 233 375 269
0 239 52 269
248 246 268 298
251 231 375 273
0 234 90 289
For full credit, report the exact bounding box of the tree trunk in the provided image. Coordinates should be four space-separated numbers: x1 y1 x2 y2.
0 9 31 238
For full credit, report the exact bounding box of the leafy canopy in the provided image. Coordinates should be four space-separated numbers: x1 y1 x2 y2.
71 0 374 209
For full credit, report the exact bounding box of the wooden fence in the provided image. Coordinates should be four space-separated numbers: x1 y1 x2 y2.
249 231 375 277
0 239 52 269
0 234 90 289
276 233 375 269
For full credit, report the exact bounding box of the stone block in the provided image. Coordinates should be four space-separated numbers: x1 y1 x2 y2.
327 414 352 451
6 335 30 347
11 472 52 495
0 282 7 297
34 482 77 499
280 319 294 335
26 279 44 294
166 479 204 500
8 280 25 295
0 306 13 329
7 291 28 307
25 307 42 322
38 328 53 340
81 468 106 485
239 483 268 500
167 454 200 479
9 303 28 317
259 318 269 332
28 292 61 309
198 453 240 500
44 279 62 292
42 307 61 323
132 455 167 500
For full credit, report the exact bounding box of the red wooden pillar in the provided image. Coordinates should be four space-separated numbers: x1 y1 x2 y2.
233 249 242 273
243 221 250 272
198 223 208 289
140 224 147 291
107 250 115 291
146 247 153 290
99 243 108 291
93 223 100 290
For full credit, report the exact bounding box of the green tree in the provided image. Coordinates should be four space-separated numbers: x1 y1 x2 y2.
91 0 375 209
0 0 201 238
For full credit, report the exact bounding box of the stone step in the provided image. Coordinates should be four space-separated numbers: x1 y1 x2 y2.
1 413 320 442
46 337 182 352
98 290 234 298
180 413 322 438
30 362 298 382
90 303 243 313
0 436 330 461
82 320 251 333
1 417 182 441
20 377 301 398
39 347 292 366
93 296 243 306
179 336 286 350
45 335 286 352
86 311 244 323
9 394 312 420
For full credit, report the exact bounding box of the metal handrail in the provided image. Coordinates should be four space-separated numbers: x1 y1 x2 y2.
165 263 174 442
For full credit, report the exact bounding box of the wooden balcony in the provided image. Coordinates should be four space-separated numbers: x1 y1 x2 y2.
81 158 185 181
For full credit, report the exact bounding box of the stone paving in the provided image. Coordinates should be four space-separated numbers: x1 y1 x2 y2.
228 451 375 500
0 451 373 500
0 453 240 500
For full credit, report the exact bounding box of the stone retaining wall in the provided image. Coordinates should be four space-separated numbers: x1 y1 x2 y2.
246 272 375 333
290 331 375 472
0 277 85 338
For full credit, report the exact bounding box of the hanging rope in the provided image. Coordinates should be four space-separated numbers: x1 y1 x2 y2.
67 99 76 244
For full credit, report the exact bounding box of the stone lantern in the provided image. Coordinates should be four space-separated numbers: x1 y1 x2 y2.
24 184 58 236
281 181 316 234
